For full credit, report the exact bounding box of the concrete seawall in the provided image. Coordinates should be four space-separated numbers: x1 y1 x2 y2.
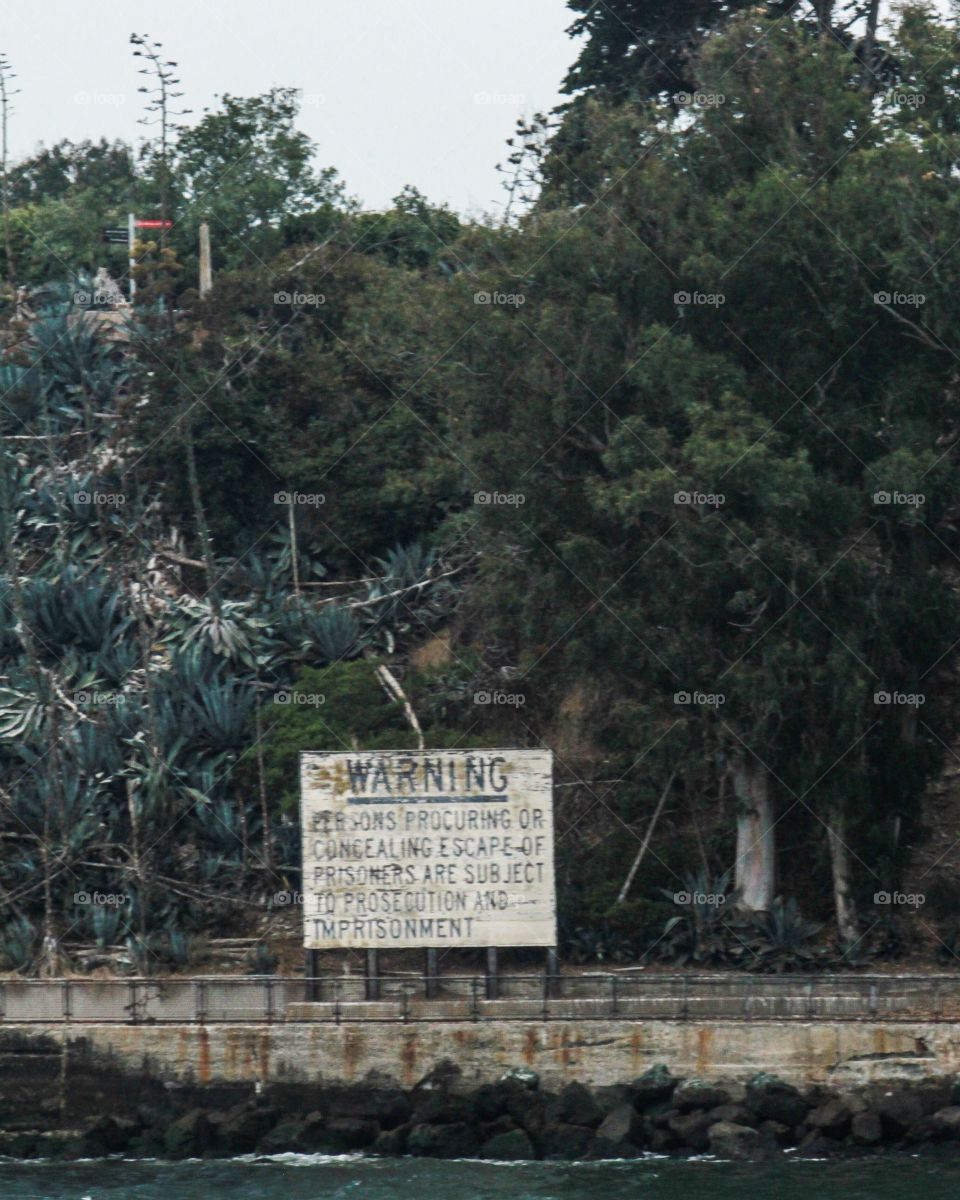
9 1019 960 1102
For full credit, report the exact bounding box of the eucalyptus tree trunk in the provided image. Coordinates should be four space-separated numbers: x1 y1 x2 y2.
826 807 859 945
731 757 775 911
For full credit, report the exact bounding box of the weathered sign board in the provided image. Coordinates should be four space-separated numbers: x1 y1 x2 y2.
300 749 555 949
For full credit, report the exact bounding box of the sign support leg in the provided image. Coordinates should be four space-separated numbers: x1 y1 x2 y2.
546 946 559 998
424 948 439 999
365 948 380 1001
304 949 320 1002
485 947 499 1001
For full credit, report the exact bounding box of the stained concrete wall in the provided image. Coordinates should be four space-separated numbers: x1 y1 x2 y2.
10 1018 960 1112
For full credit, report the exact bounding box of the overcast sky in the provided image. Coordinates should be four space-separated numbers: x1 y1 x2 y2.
3 0 577 216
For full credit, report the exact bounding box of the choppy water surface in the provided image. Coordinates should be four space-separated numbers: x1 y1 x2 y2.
2 1153 960 1200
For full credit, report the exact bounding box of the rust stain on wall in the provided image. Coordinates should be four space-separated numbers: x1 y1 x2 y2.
553 1028 575 1068
400 1031 419 1086
696 1027 714 1074
342 1027 364 1079
523 1027 538 1067
196 1027 211 1084
258 1032 270 1081
630 1027 643 1072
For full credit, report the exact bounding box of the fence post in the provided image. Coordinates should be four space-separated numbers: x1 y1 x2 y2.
265 978 274 1024
869 981 878 1020
0 980 5 1022
334 979 342 1026
62 980 71 1023
610 975 618 1017
401 984 410 1024
745 976 753 1020
806 978 815 1019
471 976 480 1022
681 975 689 1021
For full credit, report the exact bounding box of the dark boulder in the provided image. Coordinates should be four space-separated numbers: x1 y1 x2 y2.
746 1074 809 1127
480 1128 536 1160
708 1120 760 1160
407 1121 480 1158
164 1109 214 1158
851 1110 883 1146
216 1104 279 1153
632 1064 679 1108
329 1085 410 1130
708 1103 757 1128
674 1079 730 1111
668 1110 714 1152
539 1123 595 1160
807 1097 852 1139
557 1082 603 1128
596 1103 644 1149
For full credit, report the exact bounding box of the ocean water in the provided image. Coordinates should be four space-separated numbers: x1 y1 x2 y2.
2 1154 960 1200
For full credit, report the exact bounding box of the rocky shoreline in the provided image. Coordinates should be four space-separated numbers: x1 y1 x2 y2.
7 1062 960 1161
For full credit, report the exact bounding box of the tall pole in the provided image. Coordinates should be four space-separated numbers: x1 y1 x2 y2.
198 221 212 297
128 212 136 302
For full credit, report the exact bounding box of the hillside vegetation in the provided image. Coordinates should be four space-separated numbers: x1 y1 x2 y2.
1 6 959 974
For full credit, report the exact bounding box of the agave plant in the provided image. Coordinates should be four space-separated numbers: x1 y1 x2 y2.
0 915 39 972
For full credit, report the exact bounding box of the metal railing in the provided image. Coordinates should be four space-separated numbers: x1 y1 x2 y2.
0 973 957 1024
